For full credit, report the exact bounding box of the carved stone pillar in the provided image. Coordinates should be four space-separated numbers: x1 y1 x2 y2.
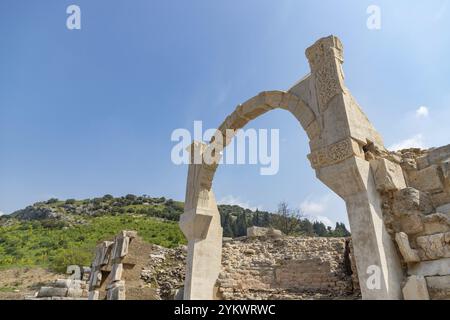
305 36 404 299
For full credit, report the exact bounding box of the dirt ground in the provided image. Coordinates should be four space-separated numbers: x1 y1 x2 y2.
0 267 64 300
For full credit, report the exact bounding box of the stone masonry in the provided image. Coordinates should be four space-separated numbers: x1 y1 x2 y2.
368 146 450 299
216 235 357 300
140 229 360 300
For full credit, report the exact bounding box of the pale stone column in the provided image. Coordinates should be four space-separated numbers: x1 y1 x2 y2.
180 142 223 299
305 36 404 299
317 157 403 299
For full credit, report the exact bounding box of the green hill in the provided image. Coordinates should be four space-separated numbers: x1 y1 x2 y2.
0 194 350 272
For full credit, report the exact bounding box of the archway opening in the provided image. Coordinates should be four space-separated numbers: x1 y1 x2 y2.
209 108 356 300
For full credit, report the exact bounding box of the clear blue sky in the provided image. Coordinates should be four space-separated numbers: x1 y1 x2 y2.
1 1 449 228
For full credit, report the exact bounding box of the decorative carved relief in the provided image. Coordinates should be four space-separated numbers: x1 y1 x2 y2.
308 138 360 169
306 36 345 112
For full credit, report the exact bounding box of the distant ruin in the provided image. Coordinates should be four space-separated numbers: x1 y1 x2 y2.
180 35 450 300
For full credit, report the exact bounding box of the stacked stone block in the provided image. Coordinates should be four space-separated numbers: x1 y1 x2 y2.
368 144 450 299
216 231 357 300
88 230 137 300
26 279 88 300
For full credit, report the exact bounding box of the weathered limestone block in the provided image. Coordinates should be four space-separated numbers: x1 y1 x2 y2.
120 230 137 239
402 275 430 300
431 192 450 209
408 258 450 276
180 212 213 240
285 96 316 130
106 280 126 300
92 241 114 268
263 90 284 108
88 290 99 300
37 287 68 298
416 232 450 260
53 279 85 293
425 275 450 300
239 94 270 121
391 188 436 234
437 203 450 214
392 188 434 216
421 213 450 236
67 288 84 298
88 270 102 290
370 158 406 192
112 236 130 260
81 266 91 281
53 279 73 288
426 144 450 166
247 226 283 238
395 232 420 262
408 165 445 193
110 263 123 282
400 213 424 235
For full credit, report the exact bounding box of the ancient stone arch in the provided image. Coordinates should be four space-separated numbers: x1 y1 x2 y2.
180 35 404 300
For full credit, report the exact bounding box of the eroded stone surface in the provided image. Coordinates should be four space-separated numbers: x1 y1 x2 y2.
395 232 420 263
402 275 430 300
416 232 450 260
426 275 450 300
370 158 406 191
408 258 450 277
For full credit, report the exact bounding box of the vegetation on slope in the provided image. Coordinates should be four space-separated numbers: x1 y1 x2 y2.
0 194 350 272
0 215 185 273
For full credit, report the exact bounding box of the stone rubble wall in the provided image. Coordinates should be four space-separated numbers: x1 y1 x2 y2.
366 144 450 299
217 235 357 300
139 229 359 300
32 229 357 300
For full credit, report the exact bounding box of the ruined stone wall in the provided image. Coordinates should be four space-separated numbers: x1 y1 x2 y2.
366 144 450 299
216 236 357 300
87 230 160 300
139 230 359 300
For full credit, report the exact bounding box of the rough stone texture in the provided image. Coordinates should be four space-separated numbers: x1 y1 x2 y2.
395 232 420 263
408 258 450 277
437 203 450 214
216 236 358 300
373 146 450 299
37 287 68 298
416 232 450 260
141 244 187 300
247 226 283 238
408 165 445 193
106 280 126 300
402 275 430 300
31 278 89 300
421 213 450 236
87 230 149 300
392 188 435 216
138 234 360 300
426 275 450 300
370 158 406 191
